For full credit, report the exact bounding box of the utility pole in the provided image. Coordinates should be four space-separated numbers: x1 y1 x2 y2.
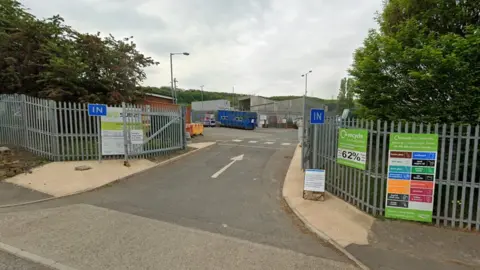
169 52 190 104
232 85 235 110
174 78 178 103
301 70 312 170
170 54 174 103
200 85 204 110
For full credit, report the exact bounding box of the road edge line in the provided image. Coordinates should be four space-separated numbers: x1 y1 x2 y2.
282 145 370 270
0 241 78 270
0 143 216 209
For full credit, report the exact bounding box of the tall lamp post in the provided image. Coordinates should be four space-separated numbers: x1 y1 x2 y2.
301 70 312 170
170 52 189 104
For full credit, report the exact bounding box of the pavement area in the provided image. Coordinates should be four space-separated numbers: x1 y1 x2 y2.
5 159 157 197
0 128 357 269
283 144 480 270
0 142 214 206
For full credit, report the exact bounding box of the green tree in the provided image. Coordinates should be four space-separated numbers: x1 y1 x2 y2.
0 0 158 104
337 77 355 112
350 0 480 124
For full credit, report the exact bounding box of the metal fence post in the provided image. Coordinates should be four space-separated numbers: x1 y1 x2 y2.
97 116 102 163
313 124 318 168
20 95 28 149
48 100 59 161
301 96 306 170
181 106 186 150
122 102 129 164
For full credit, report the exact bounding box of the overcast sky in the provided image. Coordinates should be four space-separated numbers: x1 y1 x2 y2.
21 0 382 98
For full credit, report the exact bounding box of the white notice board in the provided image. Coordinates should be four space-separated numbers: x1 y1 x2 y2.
304 169 325 192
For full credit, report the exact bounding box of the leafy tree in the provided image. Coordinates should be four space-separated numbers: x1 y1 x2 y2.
350 0 480 124
337 77 355 112
0 0 158 104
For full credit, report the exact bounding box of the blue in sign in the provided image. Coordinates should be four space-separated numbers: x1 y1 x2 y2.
310 108 325 124
388 172 411 180
88 104 107 116
412 152 436 160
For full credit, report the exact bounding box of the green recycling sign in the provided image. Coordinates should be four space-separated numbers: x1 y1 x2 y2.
337 128 368 170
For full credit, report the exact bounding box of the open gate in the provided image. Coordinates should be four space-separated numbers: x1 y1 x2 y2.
121 103 186 162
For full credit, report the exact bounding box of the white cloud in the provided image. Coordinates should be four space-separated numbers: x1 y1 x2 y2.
20 0 382 99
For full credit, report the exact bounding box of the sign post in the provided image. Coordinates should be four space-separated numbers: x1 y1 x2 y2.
88 104 107 162
385 133 439 223
310 108 325 167
306 108 326 201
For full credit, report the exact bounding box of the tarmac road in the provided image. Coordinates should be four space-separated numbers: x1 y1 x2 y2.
0 128 357 269
0 249 52 270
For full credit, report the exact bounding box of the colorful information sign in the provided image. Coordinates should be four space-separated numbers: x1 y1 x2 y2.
337 128 368 170
385 133 438 222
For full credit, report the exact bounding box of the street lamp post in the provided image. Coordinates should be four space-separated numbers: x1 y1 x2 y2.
301 70 312 170
169 52 190 104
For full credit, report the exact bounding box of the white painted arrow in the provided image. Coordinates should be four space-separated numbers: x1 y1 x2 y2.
211 154 244 178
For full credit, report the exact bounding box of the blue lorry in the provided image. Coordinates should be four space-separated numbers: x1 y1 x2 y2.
217 110 257 130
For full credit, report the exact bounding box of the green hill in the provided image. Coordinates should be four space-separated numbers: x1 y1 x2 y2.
142 87 337 107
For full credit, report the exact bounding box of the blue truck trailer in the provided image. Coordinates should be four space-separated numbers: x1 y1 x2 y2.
218 110 257 130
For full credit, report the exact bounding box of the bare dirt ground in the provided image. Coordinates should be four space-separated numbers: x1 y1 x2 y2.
0 146 49 181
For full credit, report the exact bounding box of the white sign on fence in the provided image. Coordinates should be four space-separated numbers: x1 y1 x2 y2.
101 107 144 155
304 169 325 192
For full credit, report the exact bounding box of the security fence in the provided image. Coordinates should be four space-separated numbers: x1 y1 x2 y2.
191 110 217 124
0 94 185 161
256 111 300 128
306 118 480 231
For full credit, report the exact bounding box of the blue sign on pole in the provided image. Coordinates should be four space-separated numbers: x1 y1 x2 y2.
310 108 325 124
88 104 107 117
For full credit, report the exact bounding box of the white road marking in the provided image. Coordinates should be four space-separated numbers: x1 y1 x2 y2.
264 142 275 145
211 154 244 178
218 143 283 150
248 141 258 144
281 143 291 146
232 139 243 142
0 242 78 270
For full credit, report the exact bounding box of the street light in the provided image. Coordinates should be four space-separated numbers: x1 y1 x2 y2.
301 69 312 115
170 52 190 104
301 69 312 170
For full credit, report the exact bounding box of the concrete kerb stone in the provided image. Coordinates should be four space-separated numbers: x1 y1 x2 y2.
0 143 216 209
282 146 370 270
0 242 78 270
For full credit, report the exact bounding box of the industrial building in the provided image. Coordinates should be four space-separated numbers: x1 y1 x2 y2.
190 99 232 123
191 100 231 111
238 96 334 128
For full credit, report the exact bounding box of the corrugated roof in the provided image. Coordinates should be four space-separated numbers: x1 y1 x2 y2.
145 93 174 100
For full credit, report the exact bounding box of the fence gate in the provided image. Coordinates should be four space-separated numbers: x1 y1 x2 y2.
123 103 185 162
